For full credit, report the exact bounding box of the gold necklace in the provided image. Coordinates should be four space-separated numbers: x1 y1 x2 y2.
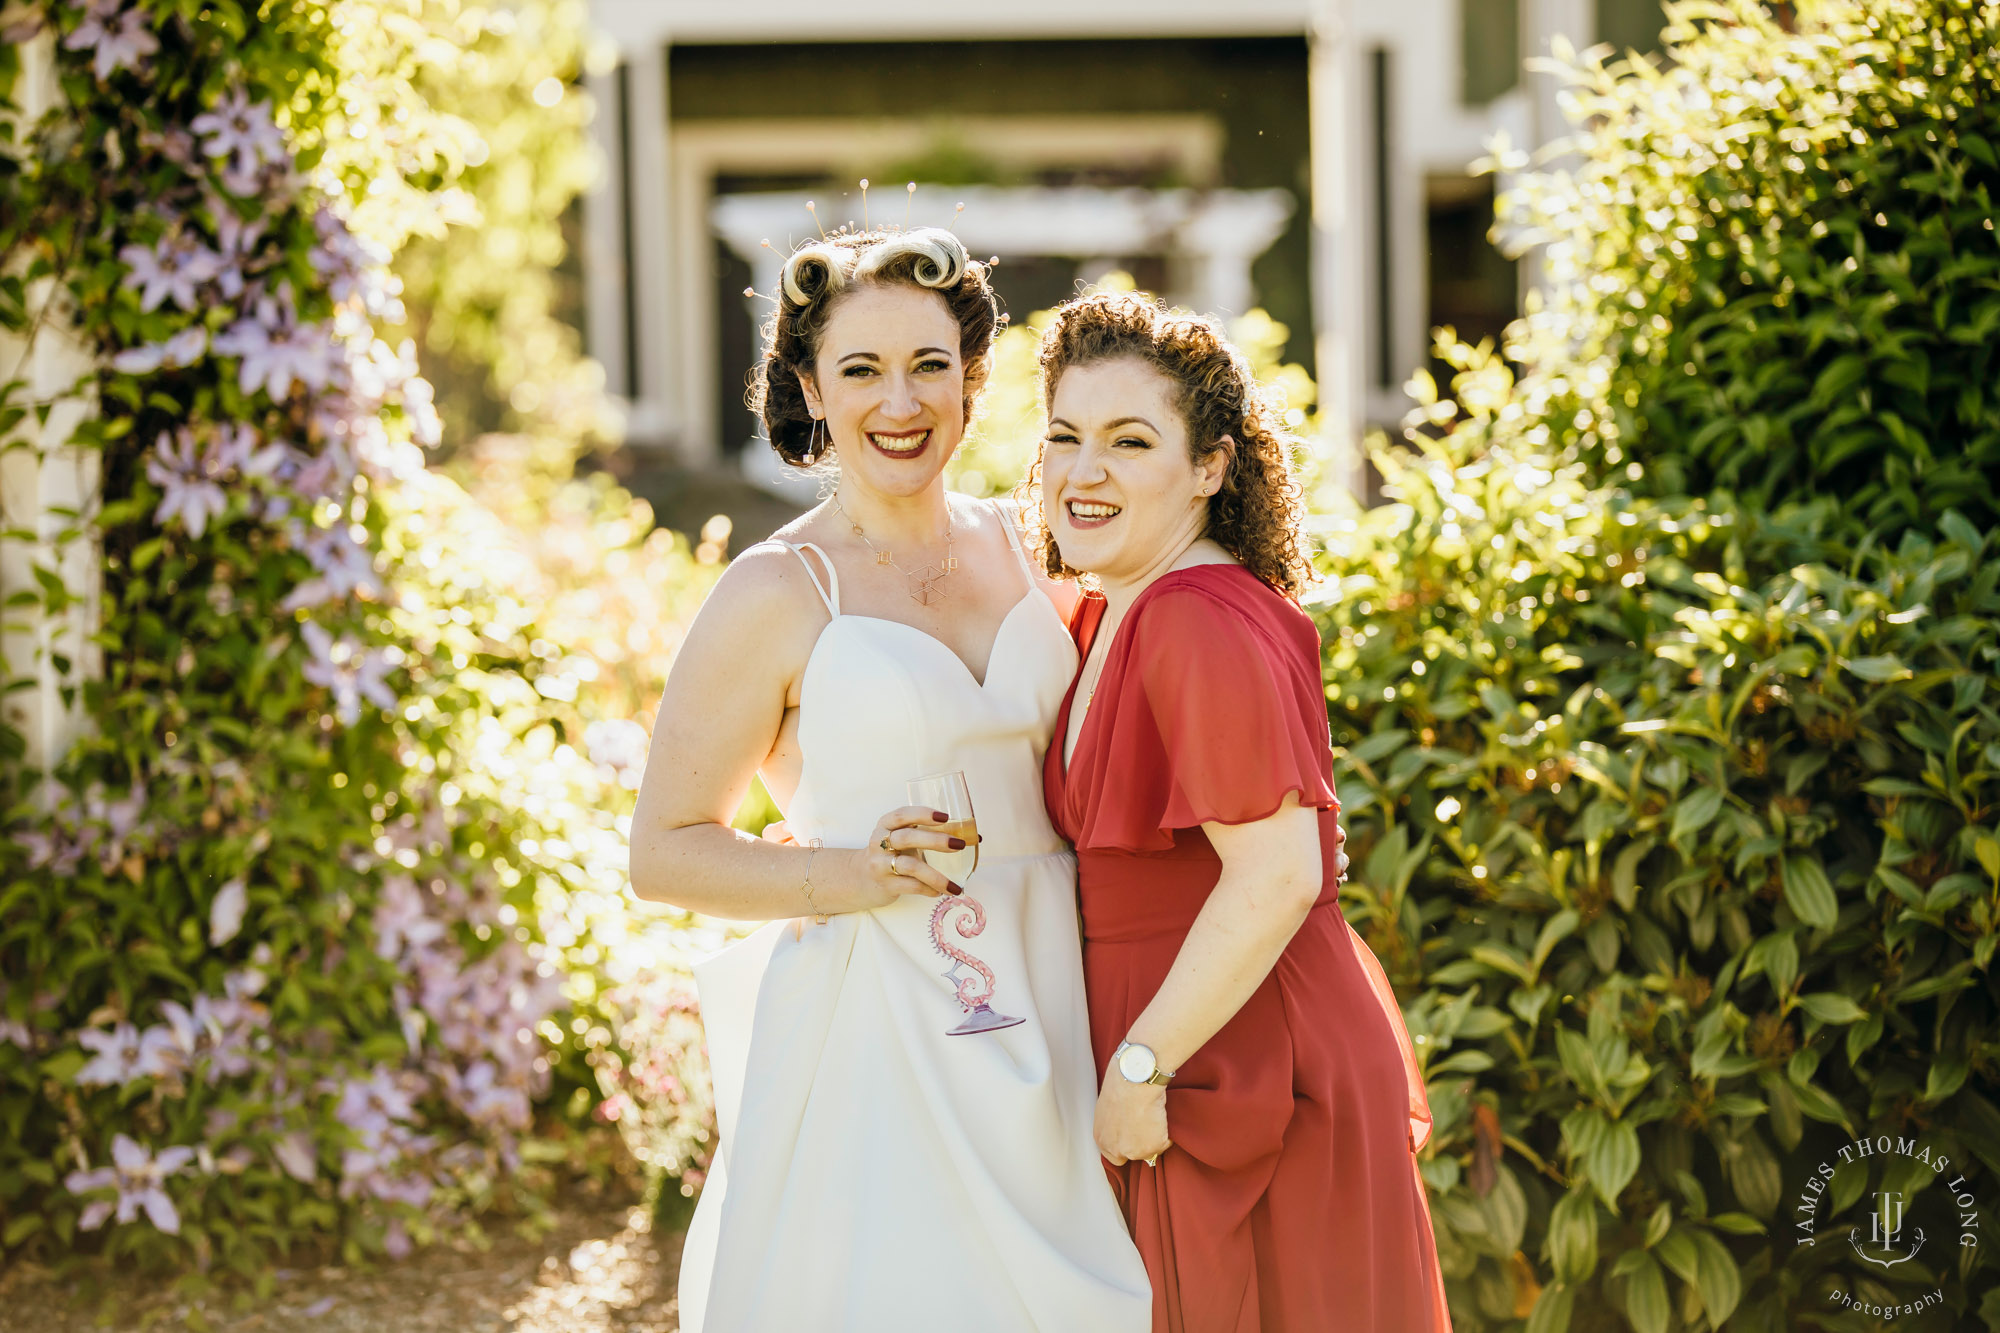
833 494 959 606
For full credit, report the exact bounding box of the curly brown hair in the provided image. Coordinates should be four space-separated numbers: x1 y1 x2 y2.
748 227 1002 468
1025 289 1313 597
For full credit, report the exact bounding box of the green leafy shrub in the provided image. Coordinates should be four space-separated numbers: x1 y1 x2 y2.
1498 0 2000 538
1322 342 2000 1328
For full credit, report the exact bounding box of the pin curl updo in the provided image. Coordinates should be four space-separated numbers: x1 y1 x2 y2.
750 227 1002 468
1027 289 1313 597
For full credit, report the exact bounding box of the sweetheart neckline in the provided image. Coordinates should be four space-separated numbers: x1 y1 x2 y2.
805 590 1051 693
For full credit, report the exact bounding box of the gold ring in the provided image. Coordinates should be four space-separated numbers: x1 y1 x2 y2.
880 836 892 852
1144 1154 1159 1167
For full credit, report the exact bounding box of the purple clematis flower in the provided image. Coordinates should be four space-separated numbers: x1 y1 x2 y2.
74 1022 178 1087
208 876 249 945
64 1134 195 1233
208 422 287 479
212 314 339 402
299 621 397 725
119 233 224 312
146 428 228 539
373 873 446 963
336 1066 422 1146
189 89 287 194
442 1059 531 1132
112 324 208 374
272 1131 318 1183
309 206 392 307
281 523 381 611
63 1 159 81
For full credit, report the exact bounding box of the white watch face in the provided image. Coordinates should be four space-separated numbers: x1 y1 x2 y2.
1117 1044 1156 1083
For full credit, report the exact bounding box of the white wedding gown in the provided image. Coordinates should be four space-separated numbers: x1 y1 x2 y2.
677 509 1151 1332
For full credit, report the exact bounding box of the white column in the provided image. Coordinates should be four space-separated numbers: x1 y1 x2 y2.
1307 0 1367 499
581 65 631 402
1521 0 1593 302
1179 192 1295 320
0 33 101 778
621 44 686 458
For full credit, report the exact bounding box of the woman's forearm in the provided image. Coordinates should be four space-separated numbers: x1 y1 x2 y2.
1122 863 1318 1074
629 820 861 921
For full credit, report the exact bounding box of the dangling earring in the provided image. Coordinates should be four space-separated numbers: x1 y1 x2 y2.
810 414 827 457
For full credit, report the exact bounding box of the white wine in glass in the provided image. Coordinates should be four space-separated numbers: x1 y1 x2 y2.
906 772 1020 1037
908 773 978 882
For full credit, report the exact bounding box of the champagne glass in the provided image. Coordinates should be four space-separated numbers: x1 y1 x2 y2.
909 772 978 881
907 773 1021 1037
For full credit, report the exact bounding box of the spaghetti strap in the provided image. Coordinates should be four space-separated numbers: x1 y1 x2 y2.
990 499 1038 589
780 540 840 617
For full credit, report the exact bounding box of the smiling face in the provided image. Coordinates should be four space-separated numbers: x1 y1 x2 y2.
1040 357 1230 585
798 283 967 498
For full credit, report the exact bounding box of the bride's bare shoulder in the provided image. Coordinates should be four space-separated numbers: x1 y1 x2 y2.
688 528 837 663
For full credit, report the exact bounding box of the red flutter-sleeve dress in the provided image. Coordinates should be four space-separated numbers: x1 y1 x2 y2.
1043 564 1451 1333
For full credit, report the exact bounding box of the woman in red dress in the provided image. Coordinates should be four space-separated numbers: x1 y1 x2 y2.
1031 291 1451 1332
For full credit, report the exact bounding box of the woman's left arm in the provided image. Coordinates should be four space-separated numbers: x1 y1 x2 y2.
1094 794 1323 1164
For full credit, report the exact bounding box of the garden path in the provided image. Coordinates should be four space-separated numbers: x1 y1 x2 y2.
0 1188 685 1333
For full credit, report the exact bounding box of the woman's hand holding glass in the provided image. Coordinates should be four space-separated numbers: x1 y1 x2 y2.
832 805 968 909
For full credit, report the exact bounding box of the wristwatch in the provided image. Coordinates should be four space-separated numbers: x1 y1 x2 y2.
1113 1040 1174 1087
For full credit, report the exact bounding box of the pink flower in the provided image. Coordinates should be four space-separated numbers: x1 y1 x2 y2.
64 1135 195 1234
63 2 158 81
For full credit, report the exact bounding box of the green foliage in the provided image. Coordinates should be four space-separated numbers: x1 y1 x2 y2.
387 0 611 459
1498 0 2000 539
1322 7 2000 1326
1322 343 2000 1328
0 0 716 1282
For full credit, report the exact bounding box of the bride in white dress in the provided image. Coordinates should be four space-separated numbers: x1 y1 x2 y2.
629 226 1150 1332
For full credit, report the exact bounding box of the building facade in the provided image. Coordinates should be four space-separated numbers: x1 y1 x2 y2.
582 0 1667 498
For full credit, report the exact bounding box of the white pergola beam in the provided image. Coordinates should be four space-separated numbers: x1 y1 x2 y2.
593 0 1315 47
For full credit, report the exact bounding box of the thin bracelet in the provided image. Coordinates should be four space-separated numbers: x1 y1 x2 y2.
800 839 828 923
